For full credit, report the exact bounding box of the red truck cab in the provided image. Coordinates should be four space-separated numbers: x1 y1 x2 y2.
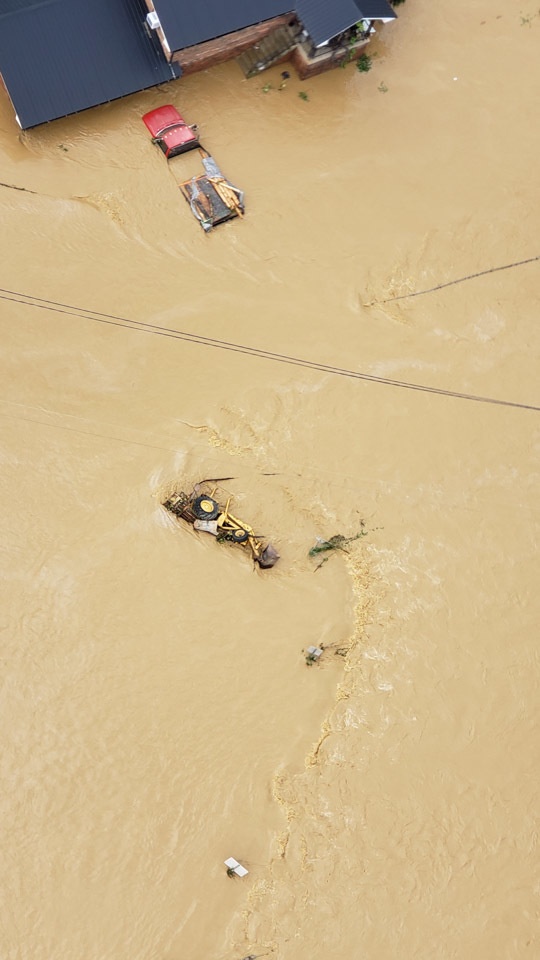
142 104 200 159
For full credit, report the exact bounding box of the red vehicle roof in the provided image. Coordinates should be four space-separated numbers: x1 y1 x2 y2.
142 104 198 150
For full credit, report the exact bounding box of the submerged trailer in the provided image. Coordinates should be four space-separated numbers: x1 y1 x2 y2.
178 153 244 232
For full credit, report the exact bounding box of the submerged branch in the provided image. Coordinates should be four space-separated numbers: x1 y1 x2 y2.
309 529 367 559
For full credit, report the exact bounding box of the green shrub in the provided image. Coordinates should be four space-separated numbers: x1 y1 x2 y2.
356 53 372 73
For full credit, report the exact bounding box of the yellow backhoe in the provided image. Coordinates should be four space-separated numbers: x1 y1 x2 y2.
163 483 279 569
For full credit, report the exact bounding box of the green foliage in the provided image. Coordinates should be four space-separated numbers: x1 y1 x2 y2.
298 90 309 101
520 10 540 26
309 531 366 558
356 54 372 73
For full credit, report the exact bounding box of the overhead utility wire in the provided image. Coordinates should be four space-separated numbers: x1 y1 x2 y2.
1 287 538 413
0 180 39 196
366 255 540 304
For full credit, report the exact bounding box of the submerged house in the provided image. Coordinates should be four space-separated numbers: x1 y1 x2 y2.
0 0 396 130
146 0 397 80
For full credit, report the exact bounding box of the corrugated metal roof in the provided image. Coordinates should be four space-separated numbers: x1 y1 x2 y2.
0 0 43 12
152 0 294 52
357 0 397 20
296 0 361 47
152 0 396 52
0 0 397 129
0 0 180 129
296 0 396 47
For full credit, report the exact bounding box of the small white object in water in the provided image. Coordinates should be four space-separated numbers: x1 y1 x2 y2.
224 857 249 877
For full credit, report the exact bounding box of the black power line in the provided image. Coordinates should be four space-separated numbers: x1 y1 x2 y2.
366 255 540 305
1 286 538 413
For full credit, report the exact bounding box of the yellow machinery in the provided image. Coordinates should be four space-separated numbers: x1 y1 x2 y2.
163 483 279 569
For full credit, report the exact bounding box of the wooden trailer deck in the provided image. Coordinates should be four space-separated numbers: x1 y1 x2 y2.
177 153 245 232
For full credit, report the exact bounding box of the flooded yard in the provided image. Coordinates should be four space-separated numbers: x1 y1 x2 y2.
1 2 538 959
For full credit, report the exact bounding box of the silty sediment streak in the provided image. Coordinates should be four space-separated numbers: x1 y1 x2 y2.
229 538 376 954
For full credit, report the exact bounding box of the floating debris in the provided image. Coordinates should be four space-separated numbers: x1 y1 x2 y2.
309 529 366 559
224 857 249 878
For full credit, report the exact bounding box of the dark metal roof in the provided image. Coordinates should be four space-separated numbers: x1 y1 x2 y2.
0 0 180 129
357 0 397 20
152 0 395 52
152 0 294 52
296 0 396 47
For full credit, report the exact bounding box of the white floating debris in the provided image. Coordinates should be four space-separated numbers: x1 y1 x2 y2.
224 857 249 878
306 645 323 660
193 518 218 535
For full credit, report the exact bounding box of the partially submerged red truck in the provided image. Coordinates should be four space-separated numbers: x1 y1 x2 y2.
142 104 244 231
142 104 200 158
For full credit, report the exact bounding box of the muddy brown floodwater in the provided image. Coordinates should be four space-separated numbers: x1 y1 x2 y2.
1 1 539 959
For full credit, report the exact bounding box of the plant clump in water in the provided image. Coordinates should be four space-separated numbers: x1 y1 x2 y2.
356 54 372 72
309 529 366 558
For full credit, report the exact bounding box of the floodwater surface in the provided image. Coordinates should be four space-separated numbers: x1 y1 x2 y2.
1 2 539 959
